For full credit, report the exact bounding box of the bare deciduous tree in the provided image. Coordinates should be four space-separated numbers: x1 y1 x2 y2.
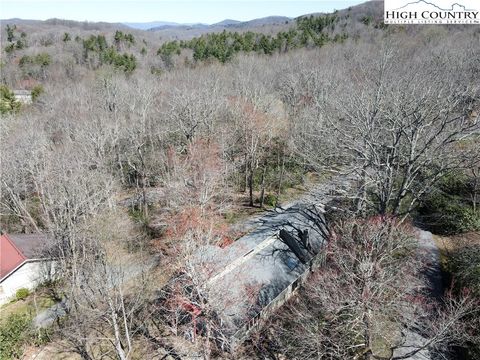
267 219 479 360
290 41 480 217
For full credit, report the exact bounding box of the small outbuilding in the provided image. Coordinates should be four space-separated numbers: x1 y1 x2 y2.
0 233 52 304
13 90 32 104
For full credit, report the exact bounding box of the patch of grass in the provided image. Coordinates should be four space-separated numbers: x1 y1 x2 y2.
0 289 57 359
223 206 264 225
224 211 242 224
128 207 149 224
277 185 305 204
1 290 56 325
0 313 32 359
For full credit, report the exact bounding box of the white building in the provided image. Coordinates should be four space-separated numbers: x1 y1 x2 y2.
0 233 53 304
13 90 32 104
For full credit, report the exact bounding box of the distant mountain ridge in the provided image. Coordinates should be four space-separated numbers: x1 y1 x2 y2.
124 15 291 31
123 21 181 30
0 17 131 31
0 1 384 42
123 21 210 30
212 19 241 26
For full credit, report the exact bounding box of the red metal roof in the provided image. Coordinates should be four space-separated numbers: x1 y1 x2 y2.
0 234 27 280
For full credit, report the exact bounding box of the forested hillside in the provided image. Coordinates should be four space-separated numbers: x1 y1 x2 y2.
0 1 479 359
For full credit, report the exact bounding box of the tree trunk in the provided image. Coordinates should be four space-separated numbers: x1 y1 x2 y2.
472 169 478 214
362 307 372 360
244 153 248 193
141 172 148 219
204 322 211 360
259 167 266 209
111 305 127 360
356 164 368 215
248 168 254 207
276 152 285 207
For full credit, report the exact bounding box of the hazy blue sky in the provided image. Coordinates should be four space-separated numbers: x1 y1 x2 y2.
1 1 365 24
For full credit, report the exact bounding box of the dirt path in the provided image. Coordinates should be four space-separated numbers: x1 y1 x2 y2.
417 229 445 300
393 229 446 360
